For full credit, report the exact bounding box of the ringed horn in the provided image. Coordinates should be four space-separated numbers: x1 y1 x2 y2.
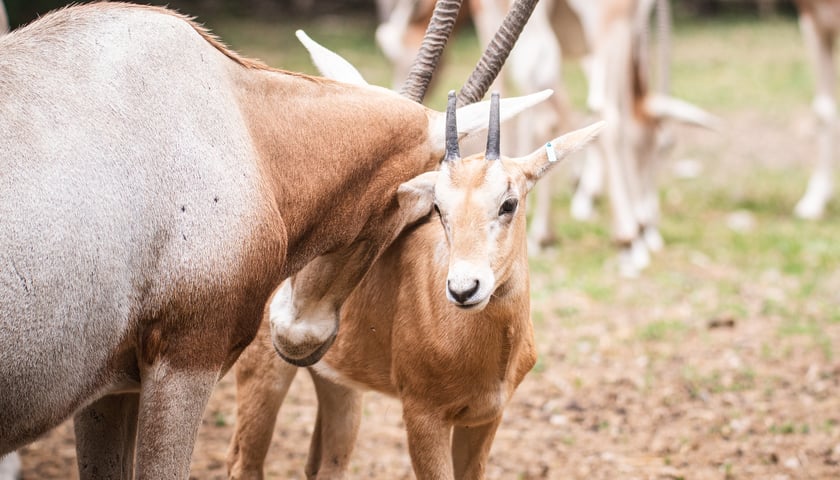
400 0 541 105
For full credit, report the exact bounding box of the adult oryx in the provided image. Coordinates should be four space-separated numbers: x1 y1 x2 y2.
0 1 543 477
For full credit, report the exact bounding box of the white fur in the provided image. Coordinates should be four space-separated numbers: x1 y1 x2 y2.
269 281 336 348
0 453 20 480
296 30 368 86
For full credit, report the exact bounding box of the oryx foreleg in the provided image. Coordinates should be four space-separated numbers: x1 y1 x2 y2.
227 320 298 480
598 23 650 276
451 417 503 480
403 409 454 480
636 125 665 252
795 11 837 219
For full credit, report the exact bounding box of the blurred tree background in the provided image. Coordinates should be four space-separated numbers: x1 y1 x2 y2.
3 0 799 29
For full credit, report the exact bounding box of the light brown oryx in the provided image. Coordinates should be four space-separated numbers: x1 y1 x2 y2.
0 1 545 477
793 0 840 219
227 88 603 479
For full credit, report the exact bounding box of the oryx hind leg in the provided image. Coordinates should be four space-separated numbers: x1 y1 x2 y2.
74 393 140 480
227 319 298 480
570 145 605 221
305 370 362 480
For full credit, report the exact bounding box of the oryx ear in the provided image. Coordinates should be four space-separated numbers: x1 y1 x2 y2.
514 121 605 191
644 93 721 131
295 30 368 86
397 171 439 224
428 90 553 158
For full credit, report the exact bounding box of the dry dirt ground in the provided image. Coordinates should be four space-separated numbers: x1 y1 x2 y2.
16 111 840 479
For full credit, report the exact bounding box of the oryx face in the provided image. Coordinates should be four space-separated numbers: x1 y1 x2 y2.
434 91 605 311
433 157 525 311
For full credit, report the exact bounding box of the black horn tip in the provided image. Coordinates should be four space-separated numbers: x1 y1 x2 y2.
486 91 501 160
444 90 460 162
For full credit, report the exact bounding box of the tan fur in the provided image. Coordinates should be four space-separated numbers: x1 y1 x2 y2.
227 123 603 479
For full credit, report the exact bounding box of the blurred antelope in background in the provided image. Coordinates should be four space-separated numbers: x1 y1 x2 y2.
0 0 545 477
228 87 603 479
475 0 718 276
376 0 473 89
793 0 840 219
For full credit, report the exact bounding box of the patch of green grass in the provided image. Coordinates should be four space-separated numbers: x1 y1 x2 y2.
682 366 757 396
637 320 688 342
769 422 797 435
532 353 547 374
553 305 580 318
671 18 811 113
776 316 833 359
213 411 227 427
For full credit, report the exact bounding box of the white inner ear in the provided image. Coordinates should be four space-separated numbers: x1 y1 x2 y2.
295 30 368 86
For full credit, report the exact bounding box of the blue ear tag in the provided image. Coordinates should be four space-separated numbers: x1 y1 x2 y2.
545 142 557 163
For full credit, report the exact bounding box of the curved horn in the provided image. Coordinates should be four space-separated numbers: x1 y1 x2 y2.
485 92 500 160
444 90 460 161
400 0 464 103
457 0 540 105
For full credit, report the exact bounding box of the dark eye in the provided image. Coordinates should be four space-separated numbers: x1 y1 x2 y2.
433 203 441 215
499 198 518 216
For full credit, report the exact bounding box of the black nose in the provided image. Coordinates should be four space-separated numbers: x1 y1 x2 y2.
448 279 479 304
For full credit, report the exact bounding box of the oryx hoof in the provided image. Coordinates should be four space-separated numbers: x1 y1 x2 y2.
643 227 664 252
631 238 651 271
794 195 828 220
570 192 596 221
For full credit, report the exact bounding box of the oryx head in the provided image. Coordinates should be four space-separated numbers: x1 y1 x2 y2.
434 91 604 309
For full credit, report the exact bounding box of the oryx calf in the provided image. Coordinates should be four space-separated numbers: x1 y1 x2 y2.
227 92 603 479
